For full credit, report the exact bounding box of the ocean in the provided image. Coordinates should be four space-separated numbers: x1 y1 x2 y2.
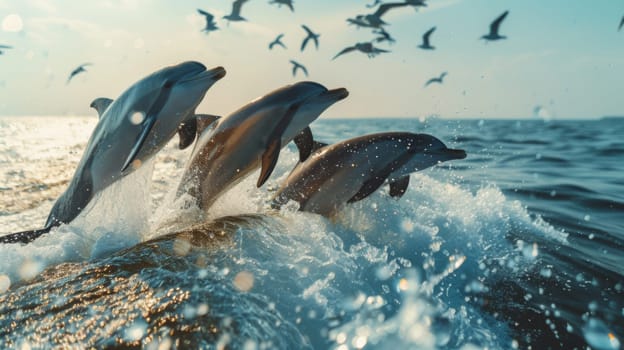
0 116 622 349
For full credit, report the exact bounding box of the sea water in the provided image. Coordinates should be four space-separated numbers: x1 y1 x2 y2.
0 116 622 349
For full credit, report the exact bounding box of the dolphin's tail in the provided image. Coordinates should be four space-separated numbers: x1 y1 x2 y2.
0 226 52 244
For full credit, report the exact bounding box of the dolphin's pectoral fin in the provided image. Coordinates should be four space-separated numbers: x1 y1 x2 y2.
293 127 314 162
121 115 157 172
178 118 197 150
348 175 387 203
0 226 53 244
195 114 220 134
258 139 281 187
389 176 410 198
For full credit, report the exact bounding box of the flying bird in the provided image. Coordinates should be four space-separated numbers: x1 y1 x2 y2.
223 0 249 22
0 44 12 55
350 2 410 29
300 25 320 51
269 0 294 12
418 26 436 50
424 72 447 87
333 42 389 60
373 28 396 44
269 34 287 50
67 63 92 84
619 15 624 31
197 9 218 33
290 60 308 77
481 10 509 41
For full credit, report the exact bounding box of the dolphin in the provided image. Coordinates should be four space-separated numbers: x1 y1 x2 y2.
1 61 226 244
271 132 466 217
176 81 349 211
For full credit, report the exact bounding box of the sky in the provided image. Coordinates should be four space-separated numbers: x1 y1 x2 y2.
0 0 623 119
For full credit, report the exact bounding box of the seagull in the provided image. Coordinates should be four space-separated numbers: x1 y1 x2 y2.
300 25 320 51
360 2 409 28
424 72 447 87
332 42 389 60
269 0 294 12
269 34 287 50
223 0 249 22
619 15 624 31
290 60 308 77
197 9 218 33
67 63 92 84
373 28 395 44
481 10 509 41
418 26 436 50
0 44 12 55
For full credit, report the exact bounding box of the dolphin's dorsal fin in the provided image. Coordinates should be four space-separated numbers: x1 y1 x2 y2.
348 175 386 203
258 138 281 187
178 114 220 150
89 97 113 118
389 175 410 198
195 114 220 134
293 127 314 162
312 141 329 152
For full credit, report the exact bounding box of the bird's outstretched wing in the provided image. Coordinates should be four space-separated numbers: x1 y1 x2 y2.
373 2 409 18
424 78 436 87
197 8 214 21
301 36 310 51
422 26 435 45
490 10 509 35
301 24 314 36
0 44 12 49
332 46 356 60
619 15 624 31
232 0 249 15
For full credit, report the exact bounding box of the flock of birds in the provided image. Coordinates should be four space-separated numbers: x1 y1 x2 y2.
190 0 513 87
2 2 624 87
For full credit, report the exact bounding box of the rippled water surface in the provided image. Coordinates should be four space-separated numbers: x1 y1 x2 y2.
0 116 622 349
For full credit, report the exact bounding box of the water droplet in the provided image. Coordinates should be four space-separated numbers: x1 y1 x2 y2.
233 271 254 292
584 215 591 222
540 268 552 278
582 318 620 350
0 274 11 293
173 237 191 256
2 14 23 32
130 111 145 125
123 319 148 342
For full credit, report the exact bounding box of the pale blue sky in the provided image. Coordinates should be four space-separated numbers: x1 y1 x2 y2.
1 0 623 119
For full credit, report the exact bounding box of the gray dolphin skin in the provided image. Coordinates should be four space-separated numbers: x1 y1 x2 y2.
271 132 466 217
1 61 226 244
176 81 349 211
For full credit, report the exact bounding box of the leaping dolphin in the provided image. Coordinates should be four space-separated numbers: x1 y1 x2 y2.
176 81 349 211
271 132 466 217
1 61 226 244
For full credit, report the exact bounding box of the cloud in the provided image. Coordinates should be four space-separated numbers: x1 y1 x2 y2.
28 0 57 13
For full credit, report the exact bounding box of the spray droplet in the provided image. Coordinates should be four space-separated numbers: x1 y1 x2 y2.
130 111 145 125
233 271 254 292
0 274 11 293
